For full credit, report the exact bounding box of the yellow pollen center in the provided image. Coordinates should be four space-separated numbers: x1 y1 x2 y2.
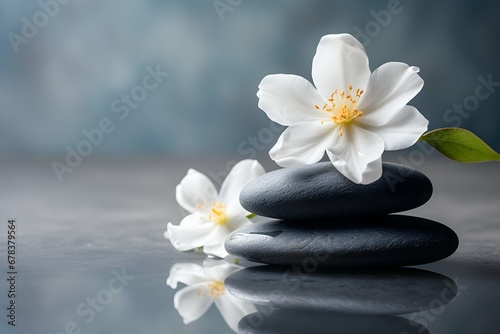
314 84 364 137
207 280 225 299
208 202 227 225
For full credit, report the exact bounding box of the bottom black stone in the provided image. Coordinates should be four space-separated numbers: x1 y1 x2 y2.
225 215 459 267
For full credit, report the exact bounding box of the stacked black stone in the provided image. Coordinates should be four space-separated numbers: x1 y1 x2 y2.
225 162 459 267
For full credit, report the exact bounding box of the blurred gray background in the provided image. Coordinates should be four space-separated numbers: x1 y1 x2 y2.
1 0 499 158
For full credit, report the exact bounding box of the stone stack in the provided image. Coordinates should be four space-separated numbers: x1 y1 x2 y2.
225 162 458 267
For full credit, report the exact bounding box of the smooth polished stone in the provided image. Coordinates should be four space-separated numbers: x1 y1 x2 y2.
226 266 457 315
239 162 433 220
239 310 429 334
225 216 459 267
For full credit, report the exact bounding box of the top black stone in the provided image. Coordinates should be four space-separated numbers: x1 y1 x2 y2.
240 162 432 220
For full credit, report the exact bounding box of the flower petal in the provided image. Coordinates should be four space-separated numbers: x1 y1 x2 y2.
225 213 252 231
177 212 210 226
204 215 252 258
167 263 209 289
214 293 258 332
360 156 383 185
326 126 384 184
356 63 424 127
257 74 327 126
364 105 429 151
173 285 213 324
312 34 371 97
167 215 218 252
270 121 336 167
203 226 231 258
176 169 218 214
219 160 265 215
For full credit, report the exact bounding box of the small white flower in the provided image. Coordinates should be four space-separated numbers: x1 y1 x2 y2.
167 260 257 332
166 159 265 258
257 33 429 184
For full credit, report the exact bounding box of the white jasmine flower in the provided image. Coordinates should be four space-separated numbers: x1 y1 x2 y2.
257 33 428 184
166 159 265 258
167 260 257 332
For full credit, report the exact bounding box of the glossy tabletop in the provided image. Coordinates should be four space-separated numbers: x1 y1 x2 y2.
0 155 499 334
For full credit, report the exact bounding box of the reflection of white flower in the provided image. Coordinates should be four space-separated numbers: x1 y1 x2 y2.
257 33 428 184
165 160 265 258
167 260 257 333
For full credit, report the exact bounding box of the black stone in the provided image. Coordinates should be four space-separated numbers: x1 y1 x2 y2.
225 266 457 314
240 162 433 220
239 310 429 334
225 215 459 267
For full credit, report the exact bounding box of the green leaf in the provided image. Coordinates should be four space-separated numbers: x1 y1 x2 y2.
419 128 500 162
246 213 256 219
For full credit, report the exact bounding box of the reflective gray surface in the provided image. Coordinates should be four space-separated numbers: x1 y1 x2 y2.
0 155 499 333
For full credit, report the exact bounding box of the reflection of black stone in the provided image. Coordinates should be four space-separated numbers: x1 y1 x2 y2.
225 266 457 315
225 216 458 267
239 310 429 334
240 162 432 220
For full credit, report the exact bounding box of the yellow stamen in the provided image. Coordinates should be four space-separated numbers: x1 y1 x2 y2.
208 202 227 225
315 84 364 136
196 201 207 210
207 280 225 299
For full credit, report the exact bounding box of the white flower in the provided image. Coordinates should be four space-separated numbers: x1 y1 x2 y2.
165 159 265 258
167 260 257 333
257 33 429 184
